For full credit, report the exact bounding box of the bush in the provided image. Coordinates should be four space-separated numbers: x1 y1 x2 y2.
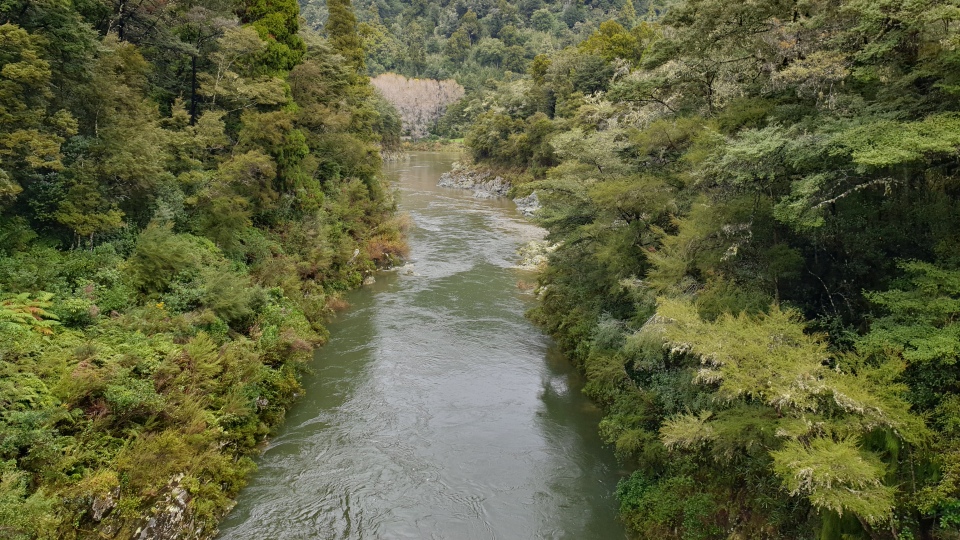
199 267 264 327
0 468 59 540
126 223 213 296
53 297 97 328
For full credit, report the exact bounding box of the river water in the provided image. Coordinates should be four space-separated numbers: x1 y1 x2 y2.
217 152 626 540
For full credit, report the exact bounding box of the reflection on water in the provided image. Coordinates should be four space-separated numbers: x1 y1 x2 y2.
217 152 626 540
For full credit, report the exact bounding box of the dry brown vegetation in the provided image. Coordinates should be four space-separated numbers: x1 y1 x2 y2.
371 73 465 139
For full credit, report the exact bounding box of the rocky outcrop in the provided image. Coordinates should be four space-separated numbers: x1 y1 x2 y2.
133 474 204 540
516 239 558 271
91 487 120 521
512 191 541 217
438 166 511 198
438 165 541 216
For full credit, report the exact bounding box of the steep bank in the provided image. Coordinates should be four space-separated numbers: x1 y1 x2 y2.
0 1 406 539
455 0 960 538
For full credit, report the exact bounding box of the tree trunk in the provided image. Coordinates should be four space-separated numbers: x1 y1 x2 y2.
117 0 125 41
190 53 198 125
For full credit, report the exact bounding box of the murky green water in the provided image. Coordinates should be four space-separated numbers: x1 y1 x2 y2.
217 152 626 540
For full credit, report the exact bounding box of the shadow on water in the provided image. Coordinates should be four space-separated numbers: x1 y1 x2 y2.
217 152 626 540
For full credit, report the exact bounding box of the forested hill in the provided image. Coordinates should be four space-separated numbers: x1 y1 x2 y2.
449 0 960 538
0 0 404 538
300 0 665 87
296 0 671 140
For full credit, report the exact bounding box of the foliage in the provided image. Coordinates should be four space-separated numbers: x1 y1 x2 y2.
0 0 404 536
327 0 366 73
370 73 464 139
0 293 59 335
456 0 960 537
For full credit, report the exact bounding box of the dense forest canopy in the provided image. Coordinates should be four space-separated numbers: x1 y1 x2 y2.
301 0 663 81
298 0 668 138
447 0 960 538
0 0 405 537
5 0 960 538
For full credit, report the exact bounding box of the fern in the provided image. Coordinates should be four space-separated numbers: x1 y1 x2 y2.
0 292 59 335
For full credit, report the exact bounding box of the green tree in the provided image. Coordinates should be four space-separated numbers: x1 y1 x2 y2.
54 172 125 248
241 0 306 73
459 9 482 44
617 0 637 28
327 0 366 73
0 24 75 208
404 21 427 76
445 28 471 63
578 20 649 66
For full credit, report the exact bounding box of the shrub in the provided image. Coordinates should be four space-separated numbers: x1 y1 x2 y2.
53 297 97 328
125 223 212 296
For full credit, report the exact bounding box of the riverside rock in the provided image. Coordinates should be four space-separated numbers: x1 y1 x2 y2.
134 474 202 540
438 165 541 216
513 192 541 217
438 165 510 198
516 239 557 271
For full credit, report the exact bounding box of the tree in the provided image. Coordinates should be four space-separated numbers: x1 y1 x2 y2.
327 0 365 73
403 21 427 76
445 28 471 63
241 0 306 73
858 261 960 526
197 26 288 110
579 20 649 66
0 24 75 209
459 9 482 44
0 0 97 90
530 9 555 33
474 38 506 68
484 0 519 38
54 173 125 248
618 0 637 28
175 5 237 124
642 298 924 533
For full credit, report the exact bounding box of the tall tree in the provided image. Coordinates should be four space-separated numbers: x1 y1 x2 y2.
241 0 306 73
0 24 75 209
326 0 365 74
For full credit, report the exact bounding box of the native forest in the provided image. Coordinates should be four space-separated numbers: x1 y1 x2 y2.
1 0 959 539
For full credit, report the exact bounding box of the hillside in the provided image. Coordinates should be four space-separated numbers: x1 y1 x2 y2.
0 1 403 538
5 0 960 538
301 0 664 83
448 0 960 538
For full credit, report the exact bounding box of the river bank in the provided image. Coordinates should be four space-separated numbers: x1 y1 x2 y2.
437 163 542 217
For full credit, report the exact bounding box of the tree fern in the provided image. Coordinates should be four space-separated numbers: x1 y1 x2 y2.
649 297 925 526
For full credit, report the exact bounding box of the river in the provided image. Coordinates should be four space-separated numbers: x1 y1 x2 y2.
217 152 626 540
